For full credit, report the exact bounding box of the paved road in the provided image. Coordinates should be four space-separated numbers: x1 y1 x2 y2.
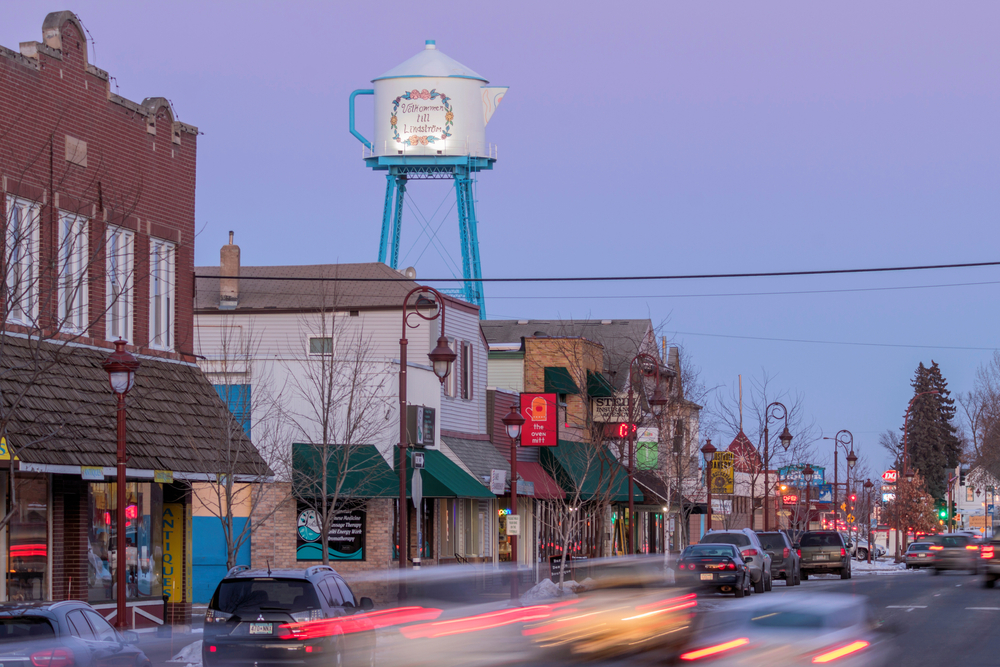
749 569 1000 666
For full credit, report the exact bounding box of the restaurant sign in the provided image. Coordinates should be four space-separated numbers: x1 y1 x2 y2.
520 393 558 446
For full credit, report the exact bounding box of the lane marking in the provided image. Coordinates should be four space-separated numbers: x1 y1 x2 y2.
933 594 941 597
966 607 1000 611
886 605 927 609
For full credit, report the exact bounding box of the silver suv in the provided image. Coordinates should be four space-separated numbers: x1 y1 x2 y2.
699 528 773 593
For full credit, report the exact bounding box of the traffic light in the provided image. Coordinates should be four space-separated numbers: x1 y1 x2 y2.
938 505 948 520
961 468 967 486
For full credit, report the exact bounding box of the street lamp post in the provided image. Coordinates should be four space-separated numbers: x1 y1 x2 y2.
102 339 140 630
803 465 815 532
625 353 669 554
502 404 525 600
398 287 456 588
763 403 792 532
822 430 856 532
701 440 717 535
897 390 939 560
863 479 874 564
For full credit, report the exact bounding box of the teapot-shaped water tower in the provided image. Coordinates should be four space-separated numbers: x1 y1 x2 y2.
350 40 507 317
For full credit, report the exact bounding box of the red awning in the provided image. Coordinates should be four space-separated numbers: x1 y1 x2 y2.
513 461 564 500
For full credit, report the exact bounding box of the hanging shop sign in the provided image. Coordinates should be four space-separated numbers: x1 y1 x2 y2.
490 469 507 494
296 504 366 561
506 514 521 536
817 483 833 503
710 451 735 494
162 503 184 601
154 470 174 484
882 470 898 483
636 427 659 471
520 393 558 446
592 393 631 423
406 405 436 446
81 466 104 481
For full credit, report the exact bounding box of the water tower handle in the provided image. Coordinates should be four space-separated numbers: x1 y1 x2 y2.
349 89 375 150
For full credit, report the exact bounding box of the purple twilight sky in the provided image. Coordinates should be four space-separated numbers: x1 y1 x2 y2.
4 1 999 474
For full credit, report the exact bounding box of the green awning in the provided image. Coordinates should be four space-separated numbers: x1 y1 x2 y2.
408 449 495 498
292 444 494 499
586 370 616 398
539 440 642 502
544 367 580 395
292 443 398 497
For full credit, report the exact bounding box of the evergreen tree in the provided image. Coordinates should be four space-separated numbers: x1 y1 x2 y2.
903 361 960 500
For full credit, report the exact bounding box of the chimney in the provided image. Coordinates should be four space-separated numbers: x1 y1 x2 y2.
220 231 240 309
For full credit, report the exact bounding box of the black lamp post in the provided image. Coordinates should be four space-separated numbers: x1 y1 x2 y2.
763 402 792 532
398 287 455 591
625 353 668 554
822 430 856 531
802 465 815 531
701 440 717 535
102 339 140 630
502 404 525 600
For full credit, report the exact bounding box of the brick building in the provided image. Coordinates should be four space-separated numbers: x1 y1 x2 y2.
0 12 265 626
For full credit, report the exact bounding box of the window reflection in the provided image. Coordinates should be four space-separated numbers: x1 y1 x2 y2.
7 475 48 601
87 482 162 601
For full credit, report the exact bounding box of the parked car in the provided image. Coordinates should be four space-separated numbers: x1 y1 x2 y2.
797 531 851 580
904 541 934 569
0 600 150 667
928 533 980 575
675 544 753 597
699 529 772 593
203 565 376 667
755 531 800 586
854 540 886 561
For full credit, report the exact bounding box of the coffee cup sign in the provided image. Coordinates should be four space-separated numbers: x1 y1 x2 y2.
519 393 558 447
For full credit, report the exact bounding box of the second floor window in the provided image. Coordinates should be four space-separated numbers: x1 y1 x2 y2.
461 341 473 400
58 212 89 333
106 227 133 342
149 239 174 349
5 196 40 325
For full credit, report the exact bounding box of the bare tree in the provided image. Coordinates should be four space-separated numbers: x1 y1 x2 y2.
959 352 1000 474
711 370 818 531
287 297 394 566
191 318 287 569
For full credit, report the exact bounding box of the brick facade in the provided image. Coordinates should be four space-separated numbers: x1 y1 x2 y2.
0 11 198 361
523 337 604 441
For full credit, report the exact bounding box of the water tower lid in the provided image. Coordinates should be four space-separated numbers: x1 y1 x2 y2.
373 40 487 83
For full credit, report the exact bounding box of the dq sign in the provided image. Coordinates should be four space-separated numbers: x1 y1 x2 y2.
882 470 898 483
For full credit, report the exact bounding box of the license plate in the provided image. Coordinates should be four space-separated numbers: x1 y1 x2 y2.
700 573 714 581
814 554 828 560
919 554 926 558
249 623 272 635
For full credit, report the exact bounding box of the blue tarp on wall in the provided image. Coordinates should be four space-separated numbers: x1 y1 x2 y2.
192 515 250 603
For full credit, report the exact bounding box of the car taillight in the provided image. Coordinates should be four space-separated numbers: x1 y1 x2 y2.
930 545 943 551
840 548 846 557
678 561 686 570
30 649 74 667
740 548 758 558
680 638 750 661
966 545 980 551
727 561 736 570
796 549 801 558
982 547 995 560
783 547 790 559
812 640 869 663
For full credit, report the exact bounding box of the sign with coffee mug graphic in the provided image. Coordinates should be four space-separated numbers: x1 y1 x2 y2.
520 393 558 446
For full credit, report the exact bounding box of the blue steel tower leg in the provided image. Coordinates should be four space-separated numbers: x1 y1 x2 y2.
390 175 406 269
378 175 395 264
454 169 485 318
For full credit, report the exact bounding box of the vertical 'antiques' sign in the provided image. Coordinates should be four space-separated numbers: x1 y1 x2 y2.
296 505 366 561
162 503 183 601
710 451 735 494
520 393 558 446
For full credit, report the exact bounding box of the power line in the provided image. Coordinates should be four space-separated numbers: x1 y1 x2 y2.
667 330 999 352
194 259 1000 284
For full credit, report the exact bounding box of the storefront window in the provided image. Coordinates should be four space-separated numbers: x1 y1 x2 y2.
7 475 48 601
87 483 162 602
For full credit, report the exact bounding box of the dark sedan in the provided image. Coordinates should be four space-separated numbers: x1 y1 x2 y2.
0 601 150 667
675 544 752 597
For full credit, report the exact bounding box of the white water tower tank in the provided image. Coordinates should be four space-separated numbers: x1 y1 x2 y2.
371 40 506 158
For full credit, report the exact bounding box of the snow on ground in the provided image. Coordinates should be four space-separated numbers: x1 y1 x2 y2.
168 640 202 667
519 577 579 603
851 558 914 575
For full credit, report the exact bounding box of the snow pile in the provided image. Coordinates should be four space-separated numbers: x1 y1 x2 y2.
520 578 578 603
852 559 912 575
168 640 202 667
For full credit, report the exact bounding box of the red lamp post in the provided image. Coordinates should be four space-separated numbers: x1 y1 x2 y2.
502 404 525 600
625 353 669 554
762 402 792 532
397 287 455 595
102 339 140 630
701 440 717 535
